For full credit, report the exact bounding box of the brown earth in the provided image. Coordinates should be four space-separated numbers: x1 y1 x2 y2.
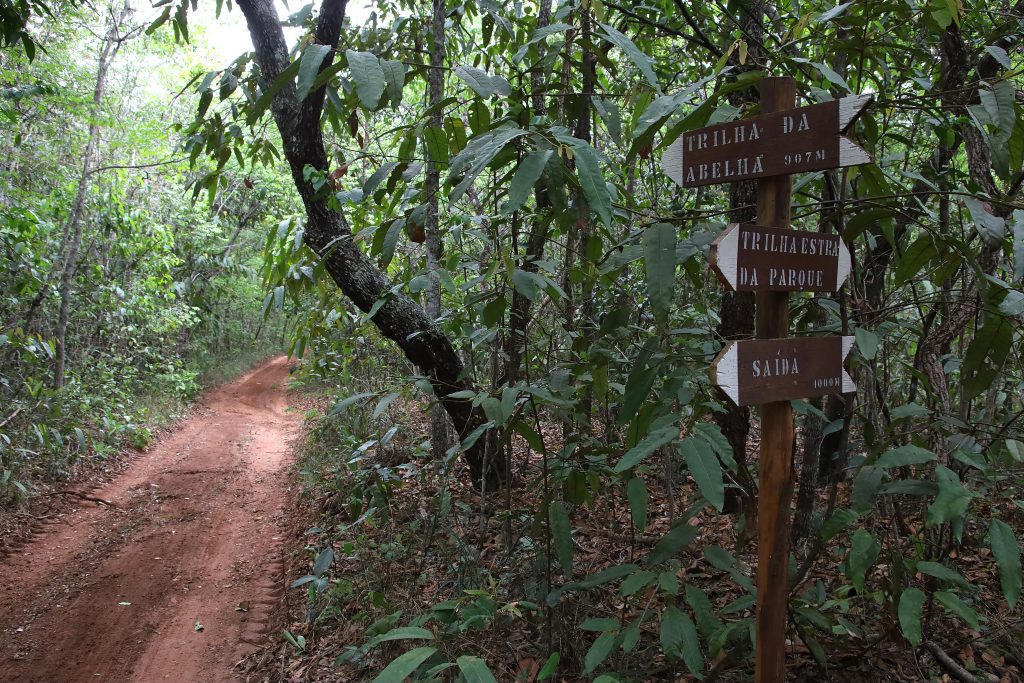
0 356 300 683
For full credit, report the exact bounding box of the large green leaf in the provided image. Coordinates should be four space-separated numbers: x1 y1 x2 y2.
847 528 879 594
964 197 1006 244
456 655 498 683
380 59 405 106
893 234 938 287
646 523 698 566
898 587 925 646
598 22 659 89
926 466 972 527
660 605 702 675
549 500 573 578
681 438 724 512
371 646 437 683
614 425 677 472
570 140 612 227
454 65 511 98
626 476 649 531
876 445 936 468
961 317 1012 400
916 560 970 589
583 632 616 674
346 50 385 109
643 223 677 325
296 44 331 102
989 519 1022 608
503 149 552 214
935 590 982 629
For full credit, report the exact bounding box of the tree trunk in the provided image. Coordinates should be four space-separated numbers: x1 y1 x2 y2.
237 0 500 488
53 0 131 389
424 0 453 462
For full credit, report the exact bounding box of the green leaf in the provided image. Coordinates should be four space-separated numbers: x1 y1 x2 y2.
366 626 435 648
894 234 938 287
581 618 621 632
424 126 449 165
964 197 1006 244
890 403 931 421
646 523 698 566
916 561 970 589
346 50 385 109
962 318 1012 400
620 570 657 596
371 646 437 683
584 632 616 674
812 61 851 92
854 327 879 360
686 584 722 639
848 529 879 594
1000 290 1024 316
898 588 925 646
985 45 1012 69
660 606 703 675
644 223 677 325
549 500 573 577
380 59 405 106
296 44 332 102
614 425 677 472
537 652 559 680
329 391 377 416
454 65 511 98
626 477 649 531
456 655 497 683
570 140 612 227
876 445 936 468
989 519 1021 608
935 591 982 629
926 466 973 527
503 149 552 214
682 438 724 512
599 22 659 89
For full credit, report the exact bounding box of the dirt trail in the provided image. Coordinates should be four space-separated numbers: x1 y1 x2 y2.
0 356 300 683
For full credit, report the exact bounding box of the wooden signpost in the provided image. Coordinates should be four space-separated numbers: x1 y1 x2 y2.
662 78 870 683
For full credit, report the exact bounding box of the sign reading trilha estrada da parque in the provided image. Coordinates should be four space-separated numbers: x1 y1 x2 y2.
662 95 872 188
710 224 852 292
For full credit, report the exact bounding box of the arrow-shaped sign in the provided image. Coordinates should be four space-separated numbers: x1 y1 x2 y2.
662 94 872 188
711 336 855 407
710 224 851 292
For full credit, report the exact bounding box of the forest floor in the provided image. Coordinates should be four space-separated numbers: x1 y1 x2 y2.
0 356 300 683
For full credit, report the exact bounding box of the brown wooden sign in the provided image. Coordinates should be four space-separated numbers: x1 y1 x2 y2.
711 336 855 407
662 95 871 188
710 224 852 292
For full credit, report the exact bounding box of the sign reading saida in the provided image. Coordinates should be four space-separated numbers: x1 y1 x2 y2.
711 336 856 407
662 95 872 187
710 224 852 293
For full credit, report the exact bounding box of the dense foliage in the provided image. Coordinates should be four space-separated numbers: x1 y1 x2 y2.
0 5 285 502
5 0 1024 679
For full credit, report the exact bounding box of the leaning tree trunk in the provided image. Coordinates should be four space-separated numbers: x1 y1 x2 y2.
53 0 131 389
237 0 500 488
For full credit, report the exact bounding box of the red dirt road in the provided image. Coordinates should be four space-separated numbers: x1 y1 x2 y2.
0 357 299 683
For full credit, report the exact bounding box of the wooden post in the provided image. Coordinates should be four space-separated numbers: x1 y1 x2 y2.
754 76 796 683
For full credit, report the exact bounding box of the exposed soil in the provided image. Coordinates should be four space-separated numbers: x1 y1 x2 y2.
0 356 300 683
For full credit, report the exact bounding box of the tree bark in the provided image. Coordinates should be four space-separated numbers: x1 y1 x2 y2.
236 0 499 487
424 0 452 462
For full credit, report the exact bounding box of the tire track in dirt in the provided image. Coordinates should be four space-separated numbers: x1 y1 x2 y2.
0 356 300 683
